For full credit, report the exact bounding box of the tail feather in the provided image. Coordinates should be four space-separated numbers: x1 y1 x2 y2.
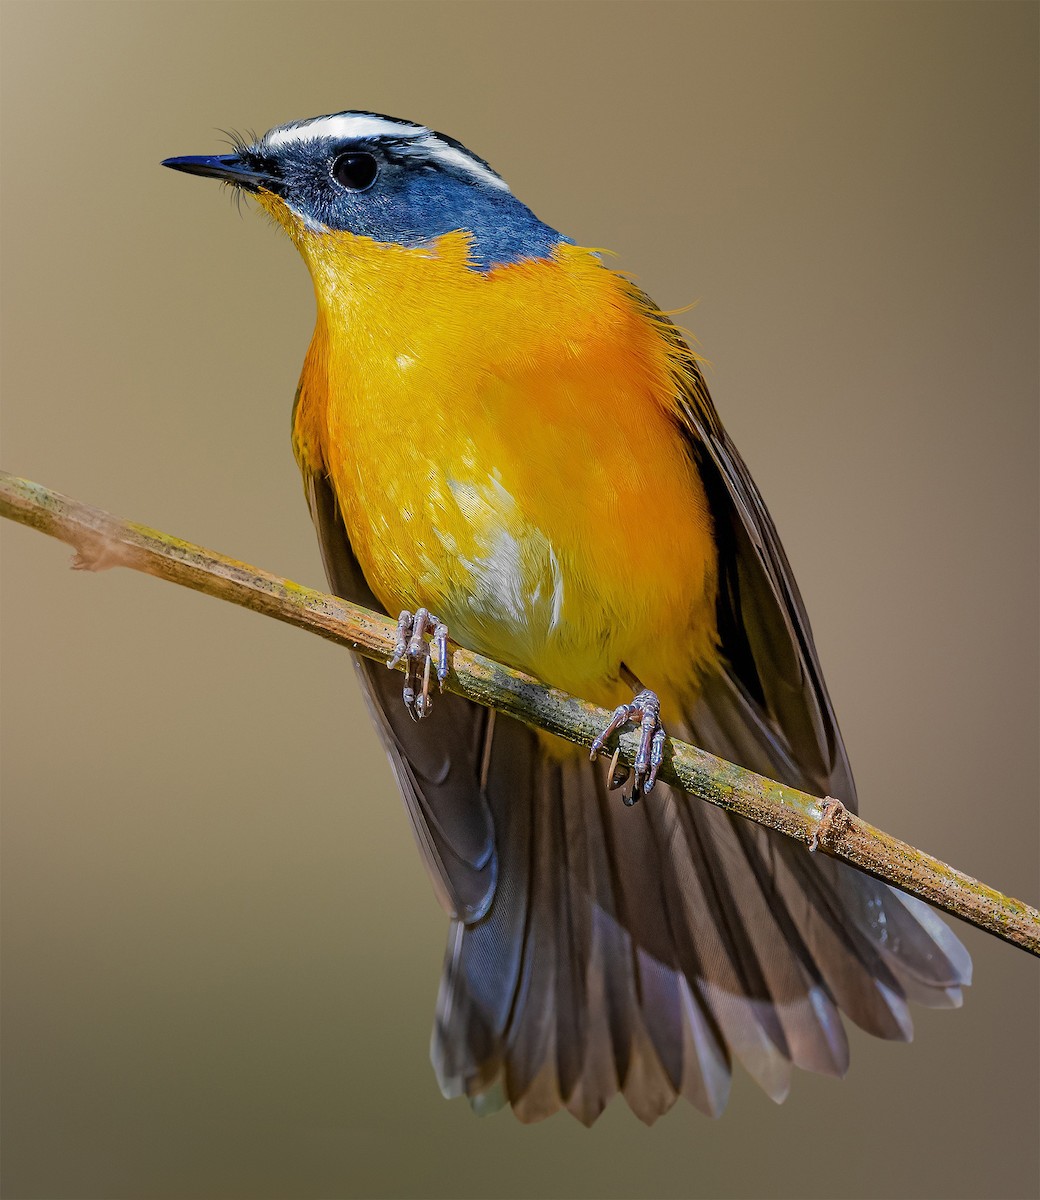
651 795 793 1102
772 847 915 1042
431 717 970 1124
677 974 731 1117
688 806 850 1078
589 762 690 1123
566 759 639 1118
725 819 851 1076
879 890 970 1008
504 759 569 1118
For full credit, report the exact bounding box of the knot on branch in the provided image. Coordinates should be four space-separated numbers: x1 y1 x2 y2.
808 796 848 853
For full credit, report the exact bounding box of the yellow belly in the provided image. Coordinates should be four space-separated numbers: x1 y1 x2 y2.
291 231 718 715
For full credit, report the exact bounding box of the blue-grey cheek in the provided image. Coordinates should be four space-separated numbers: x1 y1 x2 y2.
283 168 566 272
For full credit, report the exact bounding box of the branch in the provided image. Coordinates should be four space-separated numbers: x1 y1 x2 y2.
3 469 1037 956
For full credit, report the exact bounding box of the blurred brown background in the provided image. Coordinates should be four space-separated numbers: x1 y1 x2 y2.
2 3 1036 1198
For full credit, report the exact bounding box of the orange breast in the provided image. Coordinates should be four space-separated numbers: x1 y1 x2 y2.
290 229 719 717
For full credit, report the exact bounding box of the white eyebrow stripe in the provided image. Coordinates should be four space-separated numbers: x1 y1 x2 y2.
264 113 424 148
419 137 510 191
261 114 511 192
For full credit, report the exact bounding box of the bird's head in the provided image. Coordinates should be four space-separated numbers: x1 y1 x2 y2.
163 110 563 273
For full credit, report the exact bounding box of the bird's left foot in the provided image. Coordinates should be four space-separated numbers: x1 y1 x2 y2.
387 608 449 721
589 687 666 806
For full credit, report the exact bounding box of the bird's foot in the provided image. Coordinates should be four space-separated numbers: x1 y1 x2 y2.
386 608 449 721
589 687 666 806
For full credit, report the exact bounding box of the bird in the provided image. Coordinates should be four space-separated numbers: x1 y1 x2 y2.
163 111 971 1125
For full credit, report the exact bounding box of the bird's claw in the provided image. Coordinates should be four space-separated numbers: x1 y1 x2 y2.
589 687 666 805
387 608 449 720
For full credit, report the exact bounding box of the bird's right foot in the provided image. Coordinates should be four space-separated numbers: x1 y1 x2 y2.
589 686 666 806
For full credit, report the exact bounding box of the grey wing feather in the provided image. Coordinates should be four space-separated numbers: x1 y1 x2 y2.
645 303 856 805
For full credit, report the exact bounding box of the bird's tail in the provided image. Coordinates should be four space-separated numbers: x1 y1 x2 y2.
431 719 970 1126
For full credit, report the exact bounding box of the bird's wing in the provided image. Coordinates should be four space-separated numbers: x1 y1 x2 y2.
303 468 535 923
649 304 858 808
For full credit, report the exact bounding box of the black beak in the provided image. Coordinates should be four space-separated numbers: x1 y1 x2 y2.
161 153 278 193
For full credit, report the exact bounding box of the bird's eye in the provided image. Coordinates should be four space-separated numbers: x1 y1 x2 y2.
332 152 379 192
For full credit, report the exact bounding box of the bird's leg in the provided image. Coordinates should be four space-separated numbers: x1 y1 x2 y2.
386 608 449 721
589 676 666 806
